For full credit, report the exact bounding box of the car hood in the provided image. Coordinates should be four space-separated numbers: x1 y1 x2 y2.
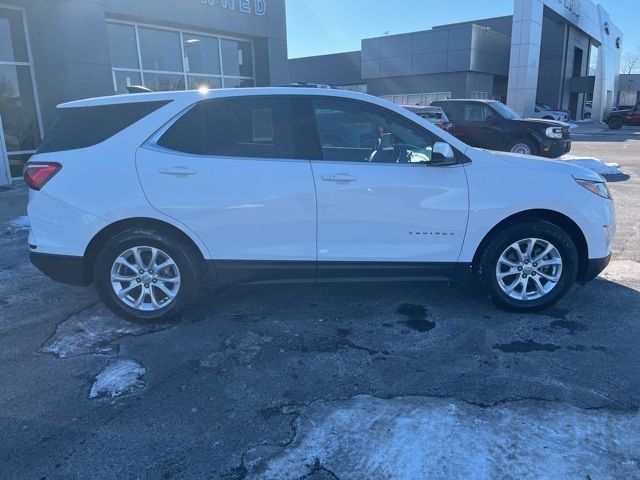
517 117 570 128
486 150 603 182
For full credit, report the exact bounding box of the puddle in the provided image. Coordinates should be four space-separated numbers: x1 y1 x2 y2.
336 328 352 338
493 340 561 353
550 320 588 335
396 303 435 332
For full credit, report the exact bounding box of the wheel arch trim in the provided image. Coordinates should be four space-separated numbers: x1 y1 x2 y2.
82 217 212 285
470 209 589 281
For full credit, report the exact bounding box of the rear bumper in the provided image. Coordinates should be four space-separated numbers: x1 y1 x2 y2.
576 254 611 285
30 252 90 286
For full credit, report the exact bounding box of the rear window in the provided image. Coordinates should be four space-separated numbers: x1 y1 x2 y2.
37 100 171 154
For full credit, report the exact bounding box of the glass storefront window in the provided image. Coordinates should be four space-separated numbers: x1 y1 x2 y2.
8 152 31 178
113 71 142 94
0 7 28 63
221 39 253 77
184 34 221 75
187 76 222 90
143 72 185 92
224 78 254 88
138 27 182 72
107 23 255 95
107 23 139 69
0 65 40 152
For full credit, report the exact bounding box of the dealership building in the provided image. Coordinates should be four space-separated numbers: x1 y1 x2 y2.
291 0 624 124
0 0 288 185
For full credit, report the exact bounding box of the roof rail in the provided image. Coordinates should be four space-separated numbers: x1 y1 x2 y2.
126 85 153 94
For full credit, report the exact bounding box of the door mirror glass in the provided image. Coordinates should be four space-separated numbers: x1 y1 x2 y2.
430 142 456 166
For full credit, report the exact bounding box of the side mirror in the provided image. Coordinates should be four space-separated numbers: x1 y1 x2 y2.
487 115 499 125
430 142 456 166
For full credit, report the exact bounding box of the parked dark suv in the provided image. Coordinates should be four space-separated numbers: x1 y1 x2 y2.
431 99 571 157
606 101 640 129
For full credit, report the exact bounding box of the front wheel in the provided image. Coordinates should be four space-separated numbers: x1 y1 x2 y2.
94 228 201 322
508 138 537 156
477 221 579 312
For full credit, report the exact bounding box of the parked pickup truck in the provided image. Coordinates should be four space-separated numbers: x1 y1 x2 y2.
432 99 571 157
606 101 640 129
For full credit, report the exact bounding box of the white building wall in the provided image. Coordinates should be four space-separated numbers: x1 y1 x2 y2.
507 0 622 120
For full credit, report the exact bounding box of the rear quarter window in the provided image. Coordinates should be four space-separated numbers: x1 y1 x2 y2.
37 100 171 154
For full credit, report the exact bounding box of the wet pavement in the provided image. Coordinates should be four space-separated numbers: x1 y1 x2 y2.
0 129 639 479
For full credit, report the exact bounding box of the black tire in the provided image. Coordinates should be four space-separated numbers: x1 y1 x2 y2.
542 116 554 120
583 112 591 120
607 117 623 130
94 227 201 322
508 137 538 156
477 220 579 312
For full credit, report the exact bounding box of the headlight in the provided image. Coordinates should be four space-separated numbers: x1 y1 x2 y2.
546 126 563 139
575 178 611 199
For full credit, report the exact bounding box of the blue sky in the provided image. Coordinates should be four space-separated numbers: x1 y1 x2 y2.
286 0 639 59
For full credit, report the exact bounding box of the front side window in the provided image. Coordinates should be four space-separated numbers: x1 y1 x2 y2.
490 102 521 120
157 97 298 159
311 98 434 164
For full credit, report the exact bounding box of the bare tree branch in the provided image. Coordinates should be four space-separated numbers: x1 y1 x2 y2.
620 47 640 74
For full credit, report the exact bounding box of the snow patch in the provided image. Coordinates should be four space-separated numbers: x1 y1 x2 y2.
599 260 640 285
39 305 168 358
247 396 640 479
89 358 146 399
6 215 30 232
560 155 622 175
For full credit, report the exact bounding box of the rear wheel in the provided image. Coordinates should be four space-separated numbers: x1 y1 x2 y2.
94 228 201 322
607 117 623 129
508 137 538 156
477 221 578 312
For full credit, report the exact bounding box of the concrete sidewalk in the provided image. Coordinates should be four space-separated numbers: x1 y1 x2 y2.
570 122 640 136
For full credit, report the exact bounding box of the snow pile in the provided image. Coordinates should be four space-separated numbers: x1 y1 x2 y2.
89 358 146 399
560 155 622 175
6 215 30 233
247 395 640 479
39 305 168 358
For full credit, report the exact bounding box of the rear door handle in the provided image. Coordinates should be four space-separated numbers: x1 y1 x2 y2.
321 173 358 183
159 167 197 175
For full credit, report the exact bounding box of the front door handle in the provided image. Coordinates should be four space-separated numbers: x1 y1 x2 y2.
321 173 358 183
159 167 197 175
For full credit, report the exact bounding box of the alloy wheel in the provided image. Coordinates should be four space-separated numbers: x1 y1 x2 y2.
495 238 563 301
110 246 181 311
510 143 532 155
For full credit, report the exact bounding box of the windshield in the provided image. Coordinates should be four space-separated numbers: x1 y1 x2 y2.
490 102 522 120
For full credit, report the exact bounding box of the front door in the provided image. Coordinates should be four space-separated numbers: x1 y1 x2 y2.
136 96 317 277
307 97 469 279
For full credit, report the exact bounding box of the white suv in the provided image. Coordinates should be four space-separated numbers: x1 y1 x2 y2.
25 88 615 321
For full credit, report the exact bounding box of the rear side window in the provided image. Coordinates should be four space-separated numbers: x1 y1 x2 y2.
37 101 171 154
435 102 462 122
157 97 299 159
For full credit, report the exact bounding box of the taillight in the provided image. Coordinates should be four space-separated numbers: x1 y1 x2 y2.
23 163 62 191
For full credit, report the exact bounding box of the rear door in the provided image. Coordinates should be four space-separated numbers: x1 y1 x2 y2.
136 96 317 272
307 96 469 278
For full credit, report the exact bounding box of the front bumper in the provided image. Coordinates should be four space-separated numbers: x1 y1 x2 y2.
576 254 611 285
541 138 571 158
30 252 90 286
